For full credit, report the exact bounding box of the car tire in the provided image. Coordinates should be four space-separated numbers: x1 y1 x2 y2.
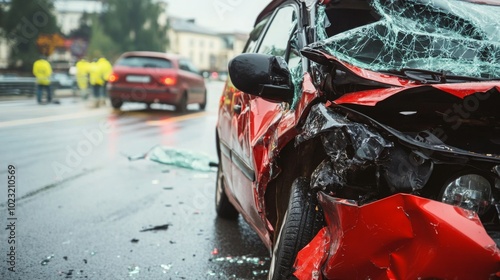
175 92 188 113
199 90 207 111
111 98 122 109
268 177 324 280
215 163 239 220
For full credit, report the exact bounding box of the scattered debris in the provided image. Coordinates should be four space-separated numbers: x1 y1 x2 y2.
60 269 74 278
130 238 139 243
140 224 171 232
40 254 54 266
211 255 270 266
160 264 172 273
63 256 68 261
252 270 269 277
128 265 140 277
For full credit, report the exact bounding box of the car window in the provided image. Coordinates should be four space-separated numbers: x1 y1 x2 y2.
179 59 200 74
244 17 270 53
257 6 297 58
116 56 172 68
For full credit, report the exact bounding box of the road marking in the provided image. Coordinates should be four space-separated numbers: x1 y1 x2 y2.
0 109 108 129
146 111 211 126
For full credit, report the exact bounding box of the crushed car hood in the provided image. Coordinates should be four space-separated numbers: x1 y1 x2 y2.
302 47 500 106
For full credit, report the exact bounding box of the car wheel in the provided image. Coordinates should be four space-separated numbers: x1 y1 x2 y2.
199 90 207 111
111 98 122 109
215 163 239 219
268 177 324 280
175 92 188 113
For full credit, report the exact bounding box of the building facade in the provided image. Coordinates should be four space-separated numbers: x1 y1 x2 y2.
168 18 248 73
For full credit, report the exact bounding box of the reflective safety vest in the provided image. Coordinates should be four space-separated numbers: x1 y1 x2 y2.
75 59 90 89
89 62 104 86
32 59 52 85
97 58 113 82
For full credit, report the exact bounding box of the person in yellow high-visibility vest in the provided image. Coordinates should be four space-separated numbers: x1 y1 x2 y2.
32 57 53 104
75 58 90 100
89 59 105 107
97 57 112 98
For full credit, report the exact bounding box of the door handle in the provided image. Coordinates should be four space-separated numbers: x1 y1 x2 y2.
233 104 242 114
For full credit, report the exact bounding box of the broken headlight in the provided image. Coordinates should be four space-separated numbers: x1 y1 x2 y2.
441 174 492 215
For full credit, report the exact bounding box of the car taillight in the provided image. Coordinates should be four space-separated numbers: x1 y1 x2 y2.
108 73 119 83
160 76 177 86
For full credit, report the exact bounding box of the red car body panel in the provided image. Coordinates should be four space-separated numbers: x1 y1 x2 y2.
294 193 500 279
219 73 320 249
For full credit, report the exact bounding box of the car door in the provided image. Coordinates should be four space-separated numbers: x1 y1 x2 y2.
217 17 269 203
228 3 302 235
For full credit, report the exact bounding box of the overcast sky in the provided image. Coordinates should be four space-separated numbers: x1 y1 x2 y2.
166 0 270 33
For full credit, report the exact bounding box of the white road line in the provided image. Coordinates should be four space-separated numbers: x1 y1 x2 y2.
146 112 211 126
0 109 109 129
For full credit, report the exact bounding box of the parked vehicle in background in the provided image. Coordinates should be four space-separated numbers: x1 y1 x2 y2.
51 72 76 90
107 51 206 111
215 0 500 279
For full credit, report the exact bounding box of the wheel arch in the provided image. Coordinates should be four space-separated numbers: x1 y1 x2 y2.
264 136 326 243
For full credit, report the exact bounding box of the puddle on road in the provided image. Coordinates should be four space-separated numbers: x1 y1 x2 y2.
125 145 218 172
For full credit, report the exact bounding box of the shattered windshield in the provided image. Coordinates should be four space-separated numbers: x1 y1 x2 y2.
314 0 500 79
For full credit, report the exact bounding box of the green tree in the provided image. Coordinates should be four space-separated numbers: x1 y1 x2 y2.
69 12 92 41
99 0 168 54
3 0 60 70
86 15 120 61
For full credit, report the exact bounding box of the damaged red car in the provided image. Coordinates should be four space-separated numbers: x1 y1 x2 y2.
215 0 500 279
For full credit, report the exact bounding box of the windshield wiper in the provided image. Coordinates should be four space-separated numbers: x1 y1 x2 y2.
382 68 493 84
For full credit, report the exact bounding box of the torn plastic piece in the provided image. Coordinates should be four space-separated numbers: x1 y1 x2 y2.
127 145 218 172
297 103 393 195
294 192 500 279
296 103 391 158
313 0 500 79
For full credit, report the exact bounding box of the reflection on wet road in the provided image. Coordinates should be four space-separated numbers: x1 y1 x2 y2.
0 81 269 279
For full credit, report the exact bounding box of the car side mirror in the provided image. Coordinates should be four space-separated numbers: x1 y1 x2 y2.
228 53 294 103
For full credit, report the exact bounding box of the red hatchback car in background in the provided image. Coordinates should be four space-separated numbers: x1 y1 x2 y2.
107 51 206 111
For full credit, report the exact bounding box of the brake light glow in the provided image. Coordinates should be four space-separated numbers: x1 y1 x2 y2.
108 73 119 83
161 77 177 86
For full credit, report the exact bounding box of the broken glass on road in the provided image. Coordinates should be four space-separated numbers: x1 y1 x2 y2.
126 145 217 172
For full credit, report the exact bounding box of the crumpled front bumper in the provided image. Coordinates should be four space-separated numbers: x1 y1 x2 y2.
294 193 500 279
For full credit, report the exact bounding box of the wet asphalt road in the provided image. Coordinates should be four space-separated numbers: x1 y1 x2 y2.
0 81 270 280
